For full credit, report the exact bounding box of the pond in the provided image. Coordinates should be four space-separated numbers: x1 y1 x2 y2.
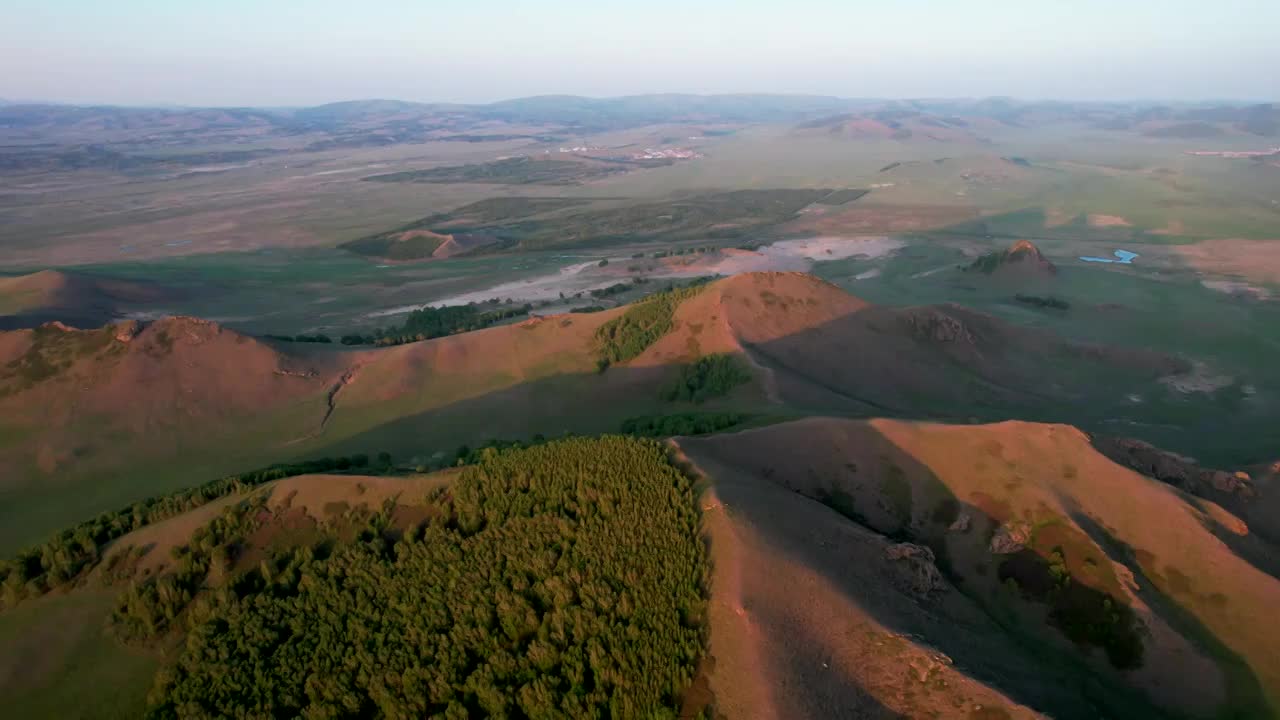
1080 249 1138 264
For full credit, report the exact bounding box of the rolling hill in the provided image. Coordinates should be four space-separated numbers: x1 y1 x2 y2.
0 270 177 330
0 272 1207 552
0 271 1275 717
794 110 992 143
678 417 1280 718
0 317 343 550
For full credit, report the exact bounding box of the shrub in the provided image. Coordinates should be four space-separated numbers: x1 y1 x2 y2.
663 354 753 403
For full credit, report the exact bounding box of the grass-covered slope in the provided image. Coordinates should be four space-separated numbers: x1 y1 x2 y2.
679 418 1280 718
0 319 340 552
0 271 1202 555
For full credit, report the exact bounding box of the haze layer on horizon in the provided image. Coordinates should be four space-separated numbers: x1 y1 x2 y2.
3 0 1278 107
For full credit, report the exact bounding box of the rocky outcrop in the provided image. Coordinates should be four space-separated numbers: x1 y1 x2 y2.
989 521 1032 554
113 320 140 343
903 308 975 344
884 542 945 595
1094 436 1256 500
966 240 1058 278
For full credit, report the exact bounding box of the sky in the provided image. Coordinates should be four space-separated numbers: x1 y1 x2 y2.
2 0 1277 107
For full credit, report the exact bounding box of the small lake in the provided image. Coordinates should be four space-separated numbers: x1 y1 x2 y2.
1080 249 1138 264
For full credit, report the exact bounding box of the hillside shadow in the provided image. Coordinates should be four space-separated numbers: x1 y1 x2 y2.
1069 511 1271 719
685 421 1193 719
298 292 1236 471
733 300 1271 467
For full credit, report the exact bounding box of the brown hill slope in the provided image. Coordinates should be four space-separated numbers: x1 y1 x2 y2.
677 418 1280 718
645 272 1180 421
0 270 176 330
0 272 1194 552
0 318 340 550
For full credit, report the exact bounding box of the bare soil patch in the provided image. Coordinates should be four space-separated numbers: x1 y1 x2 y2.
1175 238 1280 285
1088 214 1133 228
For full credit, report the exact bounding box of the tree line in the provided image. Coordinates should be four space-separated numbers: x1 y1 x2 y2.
0 454 386 607
620 412 749 437
663 353 753 403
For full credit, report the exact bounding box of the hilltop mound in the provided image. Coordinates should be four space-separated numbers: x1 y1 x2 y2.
678 417 1280 718
638 271 1178 422
966 240 1058 279
0 269 177 329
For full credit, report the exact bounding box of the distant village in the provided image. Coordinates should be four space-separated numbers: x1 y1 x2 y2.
629 147 702 160
541 145 703 161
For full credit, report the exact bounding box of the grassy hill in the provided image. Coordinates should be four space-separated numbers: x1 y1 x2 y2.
678 417 1280 718
0 318 343 551
0 271 1219 553
1 438 710 718
5 416 1275 717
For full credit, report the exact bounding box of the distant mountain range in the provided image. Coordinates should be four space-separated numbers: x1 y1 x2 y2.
1 95 1276 173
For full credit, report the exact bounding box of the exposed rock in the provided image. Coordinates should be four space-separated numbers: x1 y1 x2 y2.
113 320 140 343
1211 471 1253 495
884 542 945 595
907 653 953 683
948 512 972 533
1093 436 1256 500
903 308 975 344
989 521 1032 554
41 320 75 332
273 368 319 379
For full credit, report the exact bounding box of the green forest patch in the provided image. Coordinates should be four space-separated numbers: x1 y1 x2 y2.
145 437 708 718
663 353 753 403
595 284 706 367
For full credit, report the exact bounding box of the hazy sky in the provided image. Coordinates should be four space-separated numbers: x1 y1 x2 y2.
3 0 1277 106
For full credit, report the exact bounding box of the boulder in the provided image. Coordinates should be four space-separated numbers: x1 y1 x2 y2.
990 521 1032 554
884 542 945 596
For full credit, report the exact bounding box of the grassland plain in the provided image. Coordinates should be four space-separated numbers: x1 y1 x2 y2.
6 113 1275 270
0 589 158 719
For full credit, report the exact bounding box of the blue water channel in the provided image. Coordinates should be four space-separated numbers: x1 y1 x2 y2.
1080 249 1138 264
